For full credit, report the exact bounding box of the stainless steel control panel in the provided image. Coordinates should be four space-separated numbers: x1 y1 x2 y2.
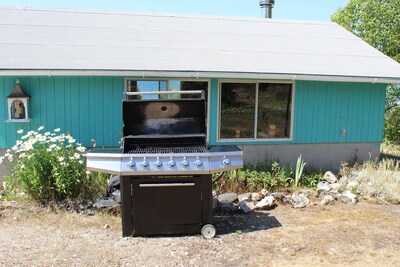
86 150 243 175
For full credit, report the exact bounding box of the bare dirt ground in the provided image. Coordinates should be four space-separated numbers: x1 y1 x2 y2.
1 201 400 267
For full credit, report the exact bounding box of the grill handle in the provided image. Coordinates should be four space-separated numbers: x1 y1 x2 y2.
139 183 195 188
125 90 205 99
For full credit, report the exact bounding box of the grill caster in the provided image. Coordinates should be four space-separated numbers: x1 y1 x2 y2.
201 224 216 239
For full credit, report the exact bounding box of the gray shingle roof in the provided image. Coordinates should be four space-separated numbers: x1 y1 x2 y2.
0 7 399 83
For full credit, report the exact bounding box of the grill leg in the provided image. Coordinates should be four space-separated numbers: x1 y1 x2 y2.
120 176 133 237
201 175 213 225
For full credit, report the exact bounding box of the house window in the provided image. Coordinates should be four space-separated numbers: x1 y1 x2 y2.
219 81 293 140
126 79 208 100
220 83 256 138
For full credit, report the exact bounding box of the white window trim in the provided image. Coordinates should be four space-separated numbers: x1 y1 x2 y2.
6 119 31 123
217 79 295 142
124 77 211 142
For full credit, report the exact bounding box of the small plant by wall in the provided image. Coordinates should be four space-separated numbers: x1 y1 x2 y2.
213 158 323 193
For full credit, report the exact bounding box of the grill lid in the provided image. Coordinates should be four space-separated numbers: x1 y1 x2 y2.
122 98 206 137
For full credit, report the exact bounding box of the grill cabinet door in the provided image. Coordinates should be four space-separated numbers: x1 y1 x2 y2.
130 176 202 235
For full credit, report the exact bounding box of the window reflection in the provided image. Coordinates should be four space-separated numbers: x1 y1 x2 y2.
220 83 255 138
257 83 292 138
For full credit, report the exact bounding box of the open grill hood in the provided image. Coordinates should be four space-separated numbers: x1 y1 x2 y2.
86 90 243 175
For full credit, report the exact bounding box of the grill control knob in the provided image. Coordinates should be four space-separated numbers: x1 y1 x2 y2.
154 157 162 168
222 156 231 166
168 157 176 168
140 157 149 168
181 157 189 168
127 158 135 168
194 157 203 167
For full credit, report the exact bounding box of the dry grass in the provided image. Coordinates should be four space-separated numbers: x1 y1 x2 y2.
1 200 400 266
340 156 400 204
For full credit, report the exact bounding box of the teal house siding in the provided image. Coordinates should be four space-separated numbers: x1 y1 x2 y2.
0 76 124 148
208 80 386 146
292 81 386 144
0 76 387 149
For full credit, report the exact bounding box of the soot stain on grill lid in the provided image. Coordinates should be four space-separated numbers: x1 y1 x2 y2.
144 102 180 119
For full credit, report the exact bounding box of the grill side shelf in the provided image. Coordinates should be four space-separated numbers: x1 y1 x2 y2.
85 150 243 175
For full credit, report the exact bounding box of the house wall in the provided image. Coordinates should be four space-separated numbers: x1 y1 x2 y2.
0 76 124 148
0 76 387 172
209 80 386 145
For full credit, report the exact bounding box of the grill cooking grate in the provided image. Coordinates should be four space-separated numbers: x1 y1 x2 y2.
127 146 208 154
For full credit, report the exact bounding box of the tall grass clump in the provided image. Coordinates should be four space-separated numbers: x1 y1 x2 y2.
0 127 106 202
340 157 400 204
293 154 306 188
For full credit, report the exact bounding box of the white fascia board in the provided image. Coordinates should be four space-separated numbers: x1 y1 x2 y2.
0 69 399 84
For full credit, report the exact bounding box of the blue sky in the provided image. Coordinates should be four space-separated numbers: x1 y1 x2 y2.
0 0 349 21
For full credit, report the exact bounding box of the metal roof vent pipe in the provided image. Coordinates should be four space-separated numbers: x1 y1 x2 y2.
259 0 275 18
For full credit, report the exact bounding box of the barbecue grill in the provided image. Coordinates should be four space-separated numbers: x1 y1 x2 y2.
86 90 243 238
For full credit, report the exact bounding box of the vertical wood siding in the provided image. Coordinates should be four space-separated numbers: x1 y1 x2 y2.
0 76 124 148
293 81 386 144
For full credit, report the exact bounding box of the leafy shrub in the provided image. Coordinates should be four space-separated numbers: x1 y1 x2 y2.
301 173 324 188
384 105 400 146
0 127 106 202
213 162 293 193
213 158 325 193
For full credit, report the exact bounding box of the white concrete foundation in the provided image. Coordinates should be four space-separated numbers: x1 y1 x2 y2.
239 143 381 171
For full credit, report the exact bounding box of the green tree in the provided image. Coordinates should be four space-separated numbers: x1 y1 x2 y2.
332 0 400 144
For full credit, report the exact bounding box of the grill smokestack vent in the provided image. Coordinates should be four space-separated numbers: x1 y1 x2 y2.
259 0 275 18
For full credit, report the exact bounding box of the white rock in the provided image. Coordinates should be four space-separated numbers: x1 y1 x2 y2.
260 189 269 197
217 193 238 203
347 181 359 188
330 183 340 194
238 193 252 202
341 191 358 204
299 189 311 198
317 182 332 194
255 196 276 210
239 200 255 213
320 195 335 205
251 192 264 202
291 193 310 209
93 198 118 208
324 171 337 184
330 183 340 190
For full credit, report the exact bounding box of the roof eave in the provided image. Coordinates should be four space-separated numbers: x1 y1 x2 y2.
0 69 399 84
